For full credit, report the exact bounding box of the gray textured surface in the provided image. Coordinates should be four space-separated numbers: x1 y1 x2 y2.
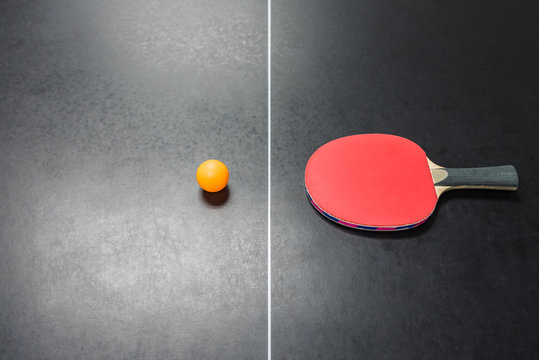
2 0 539 359
272 0 539 359
1 0 266 359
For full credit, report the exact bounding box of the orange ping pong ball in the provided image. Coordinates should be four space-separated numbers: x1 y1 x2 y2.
196 159 229 192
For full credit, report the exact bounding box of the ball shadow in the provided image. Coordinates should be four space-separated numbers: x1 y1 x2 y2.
200 186 230 207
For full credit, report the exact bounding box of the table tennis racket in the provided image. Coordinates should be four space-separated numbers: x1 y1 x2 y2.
305 134 518 231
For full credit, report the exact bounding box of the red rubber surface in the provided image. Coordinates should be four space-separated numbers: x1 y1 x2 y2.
305 134 438 227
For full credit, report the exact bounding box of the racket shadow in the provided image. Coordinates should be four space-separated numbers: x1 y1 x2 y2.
438 188 520 204
309 189 519 239
309 203 436 239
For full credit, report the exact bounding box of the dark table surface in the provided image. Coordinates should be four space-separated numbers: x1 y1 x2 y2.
2 0 538 359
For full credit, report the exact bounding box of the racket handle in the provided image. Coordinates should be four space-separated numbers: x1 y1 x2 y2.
432 165 518 190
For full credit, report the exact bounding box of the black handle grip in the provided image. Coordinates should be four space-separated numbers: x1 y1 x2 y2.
434 165 518 190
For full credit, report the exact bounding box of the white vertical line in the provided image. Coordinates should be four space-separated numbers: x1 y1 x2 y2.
267 0 272 358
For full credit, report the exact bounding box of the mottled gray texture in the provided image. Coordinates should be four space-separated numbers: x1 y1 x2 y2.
4 0 539 359
272 0 539 359
1 0 266 359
